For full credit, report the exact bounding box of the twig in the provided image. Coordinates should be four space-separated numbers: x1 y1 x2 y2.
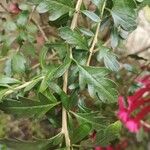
31 52 58 69
86 0 106 66
141 120 150 129
61 0 83 149
28 6 36 22
32 18 48 42
26 5 49 42
0 57 8 62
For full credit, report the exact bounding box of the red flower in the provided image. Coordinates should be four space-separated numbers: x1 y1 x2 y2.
117 75 150 133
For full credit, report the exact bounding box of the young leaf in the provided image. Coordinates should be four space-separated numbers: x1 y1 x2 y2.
97 46 120 72
77 64 118 103
82 10 101 23
0 97 60 118
59 27 88 50
0 75 20 84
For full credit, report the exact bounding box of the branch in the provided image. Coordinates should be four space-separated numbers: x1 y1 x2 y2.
86 0 106 66
61 0 83 149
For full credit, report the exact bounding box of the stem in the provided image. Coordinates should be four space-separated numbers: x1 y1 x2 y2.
86 22 100 66
3 76 44 97
61 0 83 149
86 0 106 66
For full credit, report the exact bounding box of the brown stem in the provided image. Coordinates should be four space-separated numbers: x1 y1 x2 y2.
86 22 101 66
86 0 106 66
61 0 83 149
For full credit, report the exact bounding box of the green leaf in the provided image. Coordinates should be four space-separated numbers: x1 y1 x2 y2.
91 0 102 7
0 97 60 118
71 123 92 144
95 121 122 146
19 3 30 10
40 56 71 92
60 91 70 110
59 27 88 50
24 77 43 92
39 90 57 103
22 42 35 57
70 111 108 129
39 46 48 69
0 75 20 84
97 46 120 72
77 64 118 103
82 10 101 23
12 54 26 73
46 43 68 59
36 0 74 21
4 21 17 31
79 27 94 37
54 56 71 78
0 133 63 150
26 23 37 33
140 0 150 5
4 59 12 76
17 11 29 26
111 27 119 49
111 0 137 31
36 2 49 13
48 82 70 110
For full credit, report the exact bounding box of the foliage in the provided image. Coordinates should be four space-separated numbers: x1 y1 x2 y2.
0 0 150 150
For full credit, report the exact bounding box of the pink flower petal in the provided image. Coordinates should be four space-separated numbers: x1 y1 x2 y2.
117 110 129 122
125 119 140 133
